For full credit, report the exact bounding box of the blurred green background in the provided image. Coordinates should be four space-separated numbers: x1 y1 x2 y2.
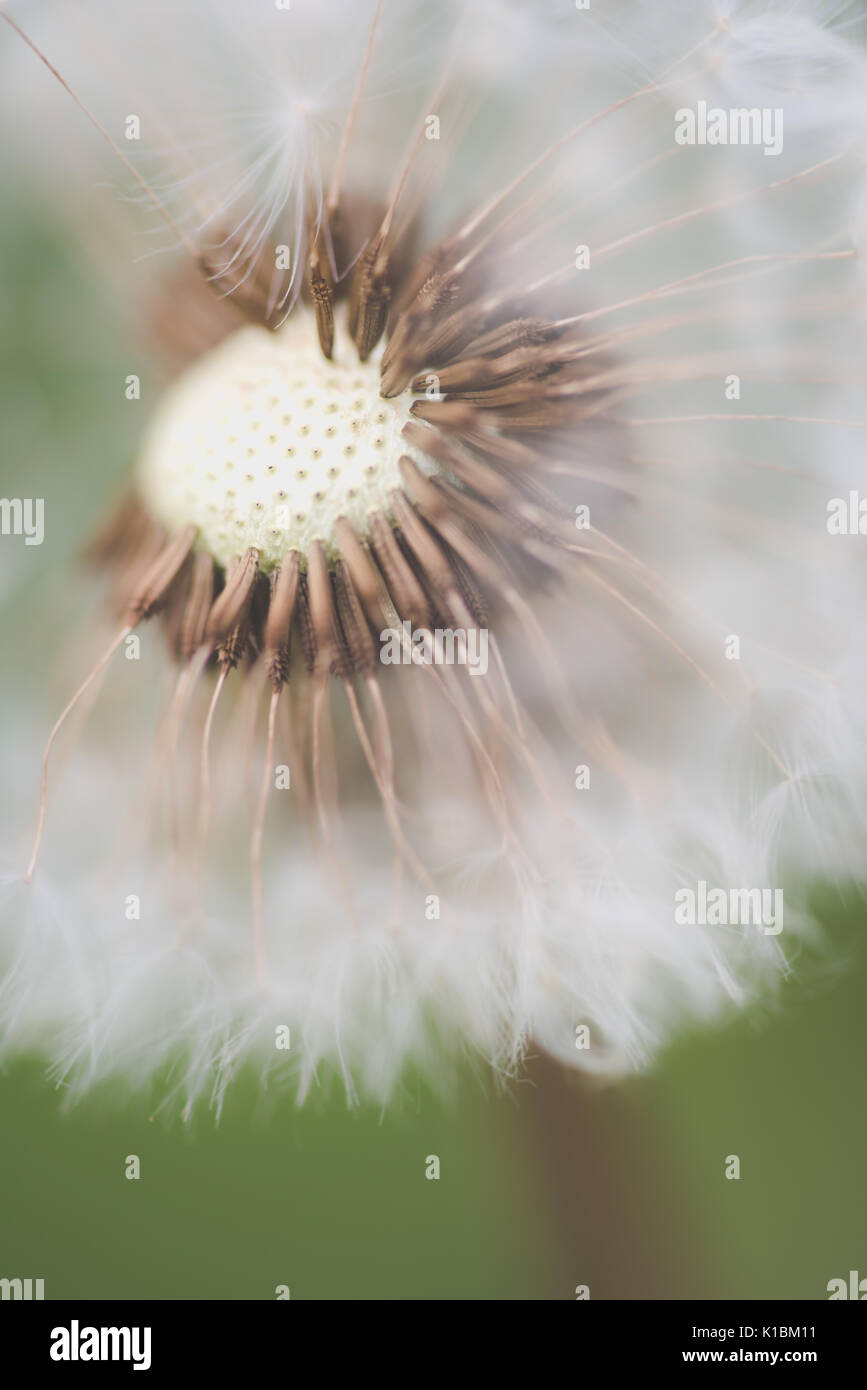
0 888 863 1300
1 192 865 1303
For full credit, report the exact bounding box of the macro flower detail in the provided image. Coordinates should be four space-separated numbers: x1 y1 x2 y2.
1 0 866 1114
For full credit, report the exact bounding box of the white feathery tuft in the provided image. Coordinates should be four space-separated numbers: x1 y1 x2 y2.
0 0 865 1114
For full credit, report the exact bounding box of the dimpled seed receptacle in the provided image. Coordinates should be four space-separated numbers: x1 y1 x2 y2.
137 306 426 571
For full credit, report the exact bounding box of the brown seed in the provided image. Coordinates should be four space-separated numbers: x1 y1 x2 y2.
368 511 432 629
308 220 335 361
264 551 301 687
205 547 260 643
127 524 198 621
306 540 342 677
180 552 215 658
334 559 377 674
333 517 393 633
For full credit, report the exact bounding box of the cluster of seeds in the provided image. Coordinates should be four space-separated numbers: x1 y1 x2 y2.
92 191 606 697
137 310 425 571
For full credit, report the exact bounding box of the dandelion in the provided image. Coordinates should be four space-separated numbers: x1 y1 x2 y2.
1 0 865 1113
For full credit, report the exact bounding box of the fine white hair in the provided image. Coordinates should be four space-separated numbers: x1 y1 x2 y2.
0 0 865 1114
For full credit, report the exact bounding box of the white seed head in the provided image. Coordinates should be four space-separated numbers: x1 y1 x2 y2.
137 306 423 570
5 0 867 1118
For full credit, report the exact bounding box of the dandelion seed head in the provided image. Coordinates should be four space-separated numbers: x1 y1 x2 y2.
1 0 867 1114
138 307 424 569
